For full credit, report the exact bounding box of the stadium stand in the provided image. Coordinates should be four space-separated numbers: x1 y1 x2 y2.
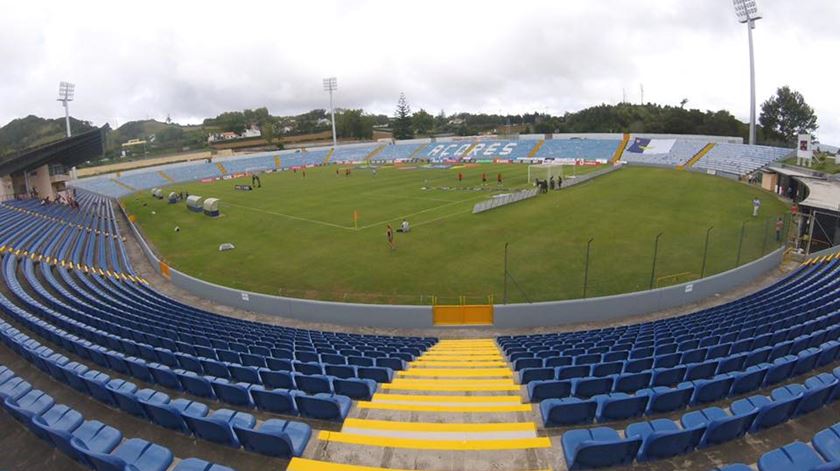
534 138 622 160
694 143 792 176
70 136 793 198
620 139 709 167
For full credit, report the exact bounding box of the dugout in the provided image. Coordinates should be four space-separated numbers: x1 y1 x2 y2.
152 188 163 199
203 198 220 217
167 192 178 204
186 195 203 212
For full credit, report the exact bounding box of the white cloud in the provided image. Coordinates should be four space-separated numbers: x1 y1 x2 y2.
1 0 838 144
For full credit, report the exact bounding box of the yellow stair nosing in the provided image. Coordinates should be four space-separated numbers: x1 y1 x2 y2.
288 458 552 471
356 402 532 413
342 418 535 432
317 431 551 451
371 393 521 403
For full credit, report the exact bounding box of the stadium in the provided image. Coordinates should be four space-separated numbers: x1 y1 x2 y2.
1 2 840 471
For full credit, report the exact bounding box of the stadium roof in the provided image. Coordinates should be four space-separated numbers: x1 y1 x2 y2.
0 128 104 176
796 178 840 212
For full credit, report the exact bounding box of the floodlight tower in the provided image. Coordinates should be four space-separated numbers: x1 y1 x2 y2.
733 0 761 145
57 81 75 137
323 77 338 148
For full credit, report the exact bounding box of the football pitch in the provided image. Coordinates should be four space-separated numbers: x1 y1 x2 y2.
121 164 789 304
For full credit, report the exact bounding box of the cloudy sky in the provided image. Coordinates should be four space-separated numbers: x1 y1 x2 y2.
2 0 838 143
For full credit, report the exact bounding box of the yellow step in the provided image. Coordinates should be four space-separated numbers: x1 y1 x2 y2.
318 431 551 451
397 368 512 378
215 161 228 175
527 140 545 158
610 132 630 163
409 360 507 368
384 379 520 392
324 148 335 163
419 355 503 361
371 393 521 403
343 418 535 432
357 402 531 413
288 458 552 471
684 142 716 168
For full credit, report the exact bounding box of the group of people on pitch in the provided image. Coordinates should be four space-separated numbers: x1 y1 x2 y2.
535 175 563 193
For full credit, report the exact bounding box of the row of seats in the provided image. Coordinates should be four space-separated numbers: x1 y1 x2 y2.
1 315 316 458
560 368 840 468
1 266 357 423
540 334 839 426
0 362 232 471
620 139 708 167
528 328 838 402
715 423 840 471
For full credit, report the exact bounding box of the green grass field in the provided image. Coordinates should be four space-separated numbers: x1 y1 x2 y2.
122 164 789 304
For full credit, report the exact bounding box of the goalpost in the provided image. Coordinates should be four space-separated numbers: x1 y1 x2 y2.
527 163 567 184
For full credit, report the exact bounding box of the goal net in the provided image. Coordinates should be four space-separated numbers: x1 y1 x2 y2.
527 163 566 183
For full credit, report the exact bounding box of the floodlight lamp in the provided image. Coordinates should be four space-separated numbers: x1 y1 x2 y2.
323 77 337 92
733 0 761 23
58 81 75 101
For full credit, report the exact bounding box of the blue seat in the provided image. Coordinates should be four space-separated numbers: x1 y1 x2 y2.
376 357 405 371
793 348 821 376
572 377 613 398
259 369 294 389
527 380 571 402
556 365 591 380
325 365 356 379
758 441 831 471
142 398 209 434
817 341 840 367
61 420 122 465
30 404 83 442
333 378 376 400
764 355 797 386
729 365 768 395
233 419 312 457
623 358 653 373
228 364 260 384
211 379 255 407
294 362 324 375
685 360 718 381
594 393 648 422
614 372 652 393
637 384 693 414
113 387 169 418
0 377 32 401
149 364 183 390
3 389 55 422
182 408 256 447
681 406 756 447
685 375 735 405
173 458 235 471
294 374 332 394
626 418 703 460
730 395 800 432
812 423 840 463
520 367 554 384
592 361 623 377
200 359 230 379
540 397 597 427
562 426 642 469
251 386 298 414
800 373 838 413
81 371 117 405
295 393 351 421
652 366 686 387
177 372 216 399
76 437 173 471
717 353 748 374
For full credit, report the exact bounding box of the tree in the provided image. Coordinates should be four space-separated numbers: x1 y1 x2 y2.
759 86 818 146
393 92 414 140
412 109 434 136
336 109 374 140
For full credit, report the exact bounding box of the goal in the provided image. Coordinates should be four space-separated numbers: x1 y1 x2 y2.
527 163 567 183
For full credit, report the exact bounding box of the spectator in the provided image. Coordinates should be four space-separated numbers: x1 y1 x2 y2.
775 217 784 242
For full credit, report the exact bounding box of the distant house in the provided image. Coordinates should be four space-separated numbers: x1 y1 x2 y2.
241 125 261 138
